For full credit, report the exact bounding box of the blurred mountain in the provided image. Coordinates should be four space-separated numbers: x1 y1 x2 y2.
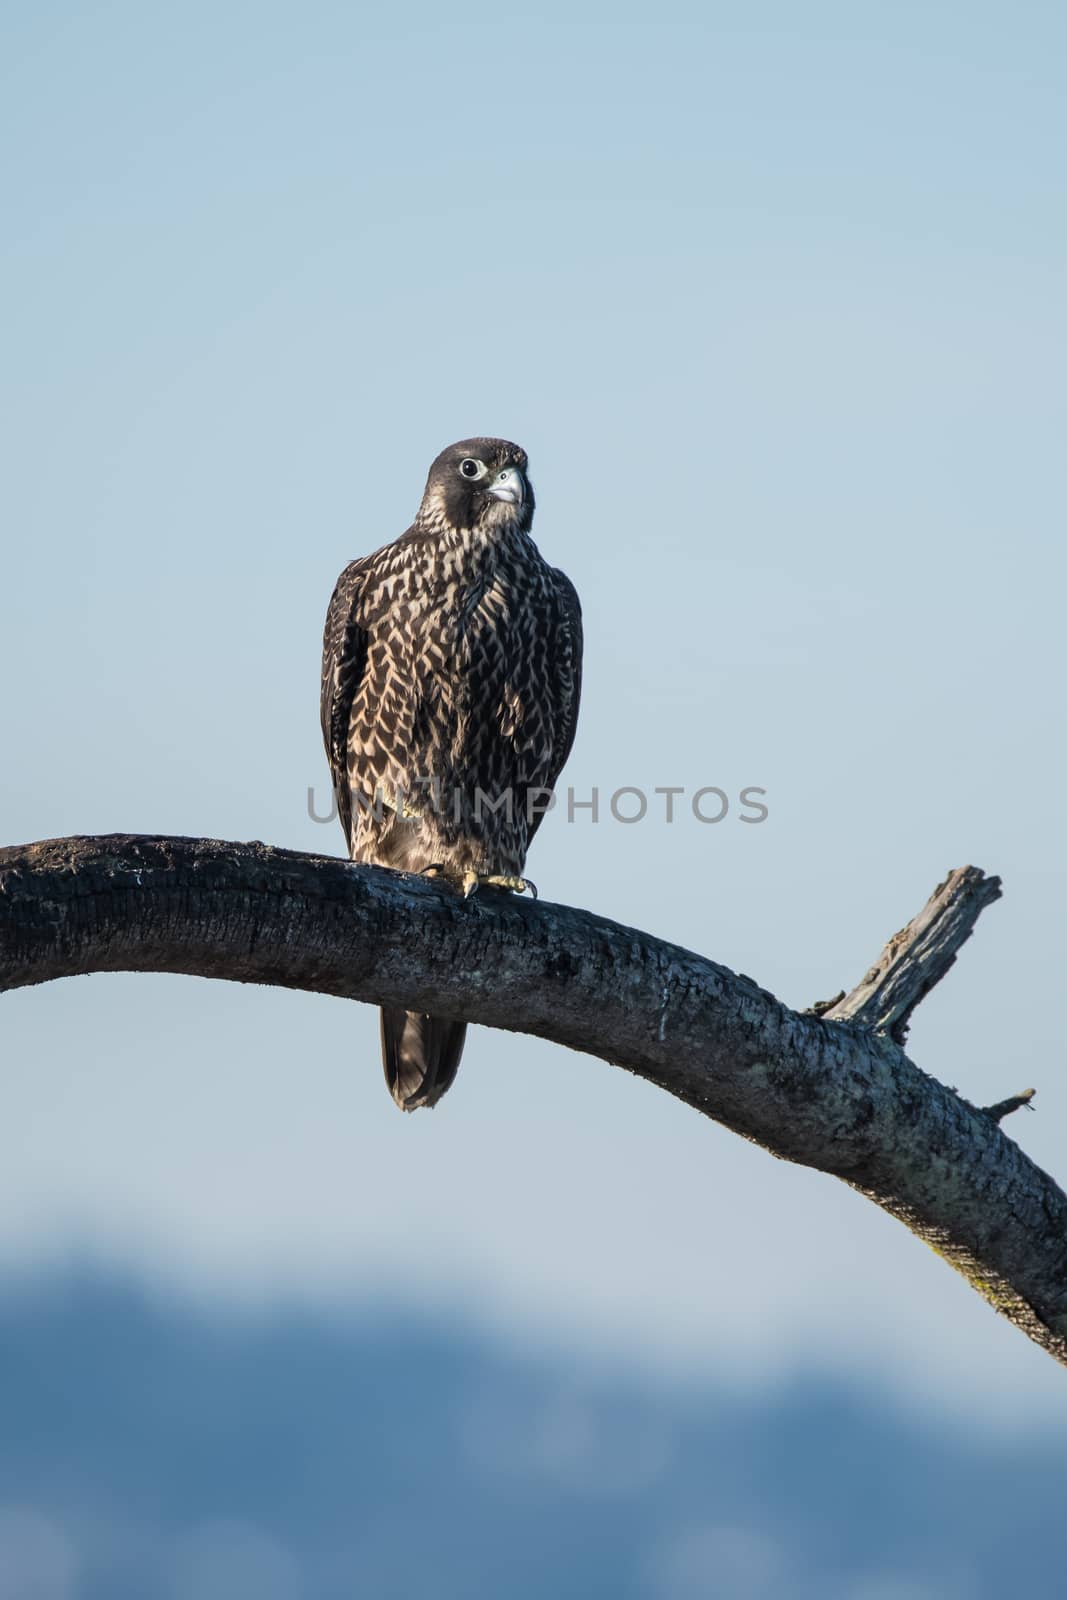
0 1271 1061 1599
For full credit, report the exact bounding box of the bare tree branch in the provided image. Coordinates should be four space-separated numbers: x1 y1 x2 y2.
981 1089 1037 1124
2 834 1065 1369
818 865 1003 1041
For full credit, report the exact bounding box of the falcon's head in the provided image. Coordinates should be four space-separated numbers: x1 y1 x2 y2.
417 437 535 536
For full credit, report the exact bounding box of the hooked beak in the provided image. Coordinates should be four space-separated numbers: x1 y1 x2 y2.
487 465 525 506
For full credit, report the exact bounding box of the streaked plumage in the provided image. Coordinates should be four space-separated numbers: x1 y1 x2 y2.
320 438 582 1110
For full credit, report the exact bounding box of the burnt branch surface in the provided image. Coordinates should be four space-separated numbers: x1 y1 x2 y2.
2 834 1065 1369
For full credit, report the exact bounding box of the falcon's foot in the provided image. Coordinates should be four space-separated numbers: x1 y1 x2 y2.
460 870 538 900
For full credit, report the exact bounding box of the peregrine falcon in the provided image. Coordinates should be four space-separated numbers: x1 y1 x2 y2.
320 438 583 1111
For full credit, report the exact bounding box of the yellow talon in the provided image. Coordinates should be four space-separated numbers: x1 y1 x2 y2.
458 871 538 900
477 874 538 898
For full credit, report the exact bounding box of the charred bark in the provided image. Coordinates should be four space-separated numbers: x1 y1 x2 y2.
2 834 1064 1368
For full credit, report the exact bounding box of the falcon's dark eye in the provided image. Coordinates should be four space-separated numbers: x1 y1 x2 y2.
459 458 486 480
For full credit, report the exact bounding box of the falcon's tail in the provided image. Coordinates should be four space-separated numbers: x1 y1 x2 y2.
380 1008 467 1112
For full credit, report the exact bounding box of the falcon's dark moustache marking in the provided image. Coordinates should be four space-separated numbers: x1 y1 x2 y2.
320 437 583 1110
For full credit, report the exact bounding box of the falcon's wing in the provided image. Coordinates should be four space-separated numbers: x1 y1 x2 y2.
320 558 371 850
529 567 584 844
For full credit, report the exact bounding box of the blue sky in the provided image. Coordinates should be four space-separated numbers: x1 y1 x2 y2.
2 4 1067 1574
